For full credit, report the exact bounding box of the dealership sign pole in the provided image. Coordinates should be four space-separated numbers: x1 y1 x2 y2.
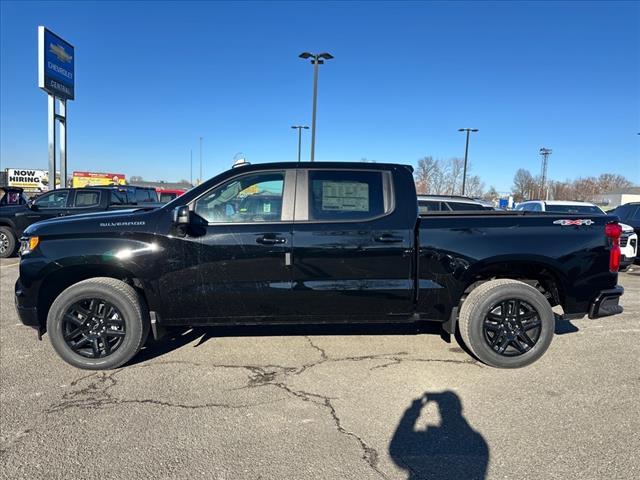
38 26 74 189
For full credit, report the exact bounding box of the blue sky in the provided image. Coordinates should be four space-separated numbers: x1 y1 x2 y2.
1 0 638 192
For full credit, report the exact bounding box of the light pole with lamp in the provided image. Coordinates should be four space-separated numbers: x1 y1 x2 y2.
299 52 334 161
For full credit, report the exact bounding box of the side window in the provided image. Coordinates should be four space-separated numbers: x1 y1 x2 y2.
0 191 24 206
447 202 485 211
532 203 543 212
34 190 69 208
110 190 127 205
308 170 387 221
195 172 284 223
631 206 640 221
73 190 101 207
418 201 443 214
160 192 176 202
136 189 154 203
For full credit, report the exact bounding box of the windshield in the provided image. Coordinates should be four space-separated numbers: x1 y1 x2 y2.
544 204 605 214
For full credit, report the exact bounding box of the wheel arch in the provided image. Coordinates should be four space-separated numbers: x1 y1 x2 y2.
461 257 568 308
37 264 151 331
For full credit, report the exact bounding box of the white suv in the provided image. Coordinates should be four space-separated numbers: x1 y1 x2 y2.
515 200 637 270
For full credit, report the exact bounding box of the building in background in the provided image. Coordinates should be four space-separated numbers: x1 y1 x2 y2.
595 187 640 210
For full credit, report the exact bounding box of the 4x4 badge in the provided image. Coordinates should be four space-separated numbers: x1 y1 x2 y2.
553 219 594 226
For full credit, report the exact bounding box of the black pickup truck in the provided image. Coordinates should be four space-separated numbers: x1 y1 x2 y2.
15 162 625 370
0 185 160 258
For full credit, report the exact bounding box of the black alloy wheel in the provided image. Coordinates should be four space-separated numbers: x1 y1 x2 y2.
62 298 127 358
482 299 542 356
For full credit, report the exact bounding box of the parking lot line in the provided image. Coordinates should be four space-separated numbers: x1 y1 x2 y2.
2 262 20 268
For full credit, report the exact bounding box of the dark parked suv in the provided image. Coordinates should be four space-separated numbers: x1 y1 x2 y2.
0 185 160 257
609 203 640 237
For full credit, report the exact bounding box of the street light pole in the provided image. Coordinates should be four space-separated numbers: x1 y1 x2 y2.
190 149 193 186
458 128 479 195
299 52 333 161
291 125 309 162
199 137 203 185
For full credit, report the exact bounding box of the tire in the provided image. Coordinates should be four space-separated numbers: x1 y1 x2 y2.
458 279 554 368
47 277 149 370
0 226 17 258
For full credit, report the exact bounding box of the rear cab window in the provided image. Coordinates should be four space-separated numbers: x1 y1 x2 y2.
544 204 604 214
307 170 391 221
418 200 447 214
446 201 485 211
135 189 156 203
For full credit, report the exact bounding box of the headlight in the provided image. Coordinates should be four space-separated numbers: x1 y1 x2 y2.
19 236 39 255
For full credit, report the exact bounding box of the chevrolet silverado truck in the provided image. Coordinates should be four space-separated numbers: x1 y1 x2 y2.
0 185 161 258
15 162 625 370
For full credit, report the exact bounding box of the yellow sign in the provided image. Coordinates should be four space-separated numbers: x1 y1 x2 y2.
72 171 126 188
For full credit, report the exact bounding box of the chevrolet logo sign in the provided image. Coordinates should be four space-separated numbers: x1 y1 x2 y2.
49 43 72 63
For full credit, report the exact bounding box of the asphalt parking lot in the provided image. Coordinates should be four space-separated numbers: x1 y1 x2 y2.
1 257 639 480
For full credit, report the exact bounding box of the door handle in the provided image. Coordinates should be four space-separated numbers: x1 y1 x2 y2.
374 234 404 243
256 235 287 245
57 213 67 217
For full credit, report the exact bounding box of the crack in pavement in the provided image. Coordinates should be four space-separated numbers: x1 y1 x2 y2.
266 380 388 479
45 368 288 414
30 337 478 478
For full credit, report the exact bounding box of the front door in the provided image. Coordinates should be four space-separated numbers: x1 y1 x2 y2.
15 189 72 234
159 169 296 322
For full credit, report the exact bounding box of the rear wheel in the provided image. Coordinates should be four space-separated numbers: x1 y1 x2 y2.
0 226 16 258
459 279 554 368
47 278 149 370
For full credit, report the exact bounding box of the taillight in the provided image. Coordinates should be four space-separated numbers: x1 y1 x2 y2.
605 222 622 273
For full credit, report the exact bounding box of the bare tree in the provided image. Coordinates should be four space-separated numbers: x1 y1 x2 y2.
465 175 485 198
597 173 633 192
483 186 499 202
512 169 537 202
447 157 465 195
414 156 440 194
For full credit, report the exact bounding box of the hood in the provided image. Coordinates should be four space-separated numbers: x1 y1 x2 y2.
23 208 161 237
619 222 635 234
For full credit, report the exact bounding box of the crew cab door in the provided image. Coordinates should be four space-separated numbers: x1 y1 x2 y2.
290 167 415 319
66 189 104 214
160 169 296 321
15 189 71 232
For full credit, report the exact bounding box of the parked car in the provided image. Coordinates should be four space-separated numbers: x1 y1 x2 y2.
0 187 31 257
0 185 161 258
156 188 186 203
418 195 494 213
15 162 624 370
608 202 640 237
608 202 640 265
515 200 637 269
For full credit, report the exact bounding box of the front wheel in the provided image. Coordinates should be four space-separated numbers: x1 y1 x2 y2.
47 278 149 370
0 226 17 258
458 279 555 368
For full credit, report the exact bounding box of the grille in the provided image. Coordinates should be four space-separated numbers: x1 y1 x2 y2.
620 235 629 247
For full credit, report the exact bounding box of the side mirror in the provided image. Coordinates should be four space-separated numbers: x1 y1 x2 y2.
172 205 190 225
27 199 38 210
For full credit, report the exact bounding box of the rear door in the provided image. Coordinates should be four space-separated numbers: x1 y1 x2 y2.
67 189 104 214
290 167 415 319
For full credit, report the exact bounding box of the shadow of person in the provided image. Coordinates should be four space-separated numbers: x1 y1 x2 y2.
389 391 489 480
